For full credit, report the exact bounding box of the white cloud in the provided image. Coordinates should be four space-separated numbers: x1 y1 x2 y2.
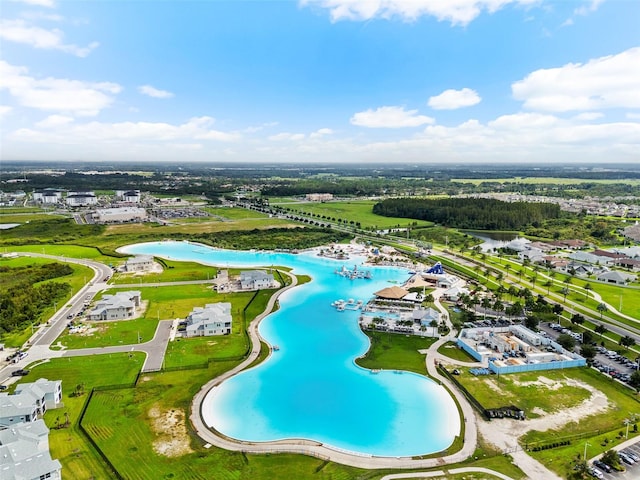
428 88 481 110
0 106 13 119
574 0 605 16
573 112 603 121
301 0 538 26
35 114 74 128
310 128 334 138
11 116 240 143
512 47 640 112
11 0 55 7
268 132 306 141
0 60 121 116
627 113 640 120
138 85 174 99
0 19 99 57
351 106 434 128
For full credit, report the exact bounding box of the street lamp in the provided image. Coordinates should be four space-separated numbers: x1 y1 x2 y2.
583 441 590 461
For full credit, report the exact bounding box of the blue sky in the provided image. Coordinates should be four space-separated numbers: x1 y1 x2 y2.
1 0 639 163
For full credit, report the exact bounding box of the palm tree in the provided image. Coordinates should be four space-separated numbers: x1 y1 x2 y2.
595 323 607 339
547 270 556 294
561 287 570 303
584 283 592 300
532 265 540 286
481 297 492 319
597 302 608 319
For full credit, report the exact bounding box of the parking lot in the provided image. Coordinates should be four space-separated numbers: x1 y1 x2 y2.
538 322 639 387
592 440 640 479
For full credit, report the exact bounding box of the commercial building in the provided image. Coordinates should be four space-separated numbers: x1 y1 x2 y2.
32 189 63 204
115 189 141 203
457 325 586 374
94 207 147 223
66 191 97 207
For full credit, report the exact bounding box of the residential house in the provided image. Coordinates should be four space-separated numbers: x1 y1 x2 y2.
518 247 546 263
613 246 640 259
0 394 38 427
240 270 277 290
88 291 141 320
617 258 640 271
124 255 154 272
568 251 613 266
596 271 636 285
441 285 469 302
0 419 62 480
14 379 62 413
551 239 588 249
185 303 232 337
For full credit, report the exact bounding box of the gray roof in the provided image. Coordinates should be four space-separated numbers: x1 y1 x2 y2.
0 393 38 418
597 271 636 282
15 379 61 399
240 270 274 281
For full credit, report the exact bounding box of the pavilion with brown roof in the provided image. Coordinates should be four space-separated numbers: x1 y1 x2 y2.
374 286 409 300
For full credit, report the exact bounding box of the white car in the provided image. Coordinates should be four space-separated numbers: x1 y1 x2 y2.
588 467 603 479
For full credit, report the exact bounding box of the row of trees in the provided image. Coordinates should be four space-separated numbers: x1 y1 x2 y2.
0 263 73 335
373 197 563 230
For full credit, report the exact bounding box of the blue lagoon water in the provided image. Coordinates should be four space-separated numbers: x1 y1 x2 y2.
120 241 460 457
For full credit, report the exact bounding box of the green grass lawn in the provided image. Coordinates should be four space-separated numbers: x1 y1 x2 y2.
287 200 434 229
453 177 640 186
6 243 121 264
0 213 65 224
355 331 436 375
83 366 379 480
203 206 271 220
19 353 145 480
57 286 272 349
437 342 478 363
110 258 218 284
456 368 592 419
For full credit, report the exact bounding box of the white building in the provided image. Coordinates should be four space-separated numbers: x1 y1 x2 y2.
124 255 154 272
94 206 147 223
596 270 636 285
14 379 62 415
412 307 440 326
32 189 63 204
66 191 97 207
88 291 141 321
0 419 62 480
305 193 333 202
0 394 38 427
240 270 277 290
115 189 141 203
185 303 232 337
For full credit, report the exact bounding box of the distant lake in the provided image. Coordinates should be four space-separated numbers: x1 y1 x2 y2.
462 230 527 252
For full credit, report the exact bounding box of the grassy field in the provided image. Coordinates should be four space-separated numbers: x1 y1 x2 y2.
285 200 434 229
82 365 379 480
455 368 592 419
437 342 478 363
18 353 145 480
203 206 271 220
56 286 263 349
6 243 123 264
0 213 65 224
355 331 436 375
110 258 218 284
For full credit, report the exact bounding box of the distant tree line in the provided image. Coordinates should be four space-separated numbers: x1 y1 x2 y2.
191 227 350 250
0 263 73 335
373 198 562 230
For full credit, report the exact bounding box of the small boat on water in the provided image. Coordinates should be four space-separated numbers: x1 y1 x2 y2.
272 345 280 351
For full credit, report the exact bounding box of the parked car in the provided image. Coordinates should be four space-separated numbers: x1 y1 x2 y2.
587 467 603 479
624 449 640 462
0 385 7 391
11 369 29 376
618 452 634 465
593 459 612 473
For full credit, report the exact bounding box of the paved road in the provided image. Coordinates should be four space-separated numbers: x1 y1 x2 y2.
61 320 174 372
0 252 113 382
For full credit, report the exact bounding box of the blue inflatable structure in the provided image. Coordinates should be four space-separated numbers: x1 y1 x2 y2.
426 262 445 275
